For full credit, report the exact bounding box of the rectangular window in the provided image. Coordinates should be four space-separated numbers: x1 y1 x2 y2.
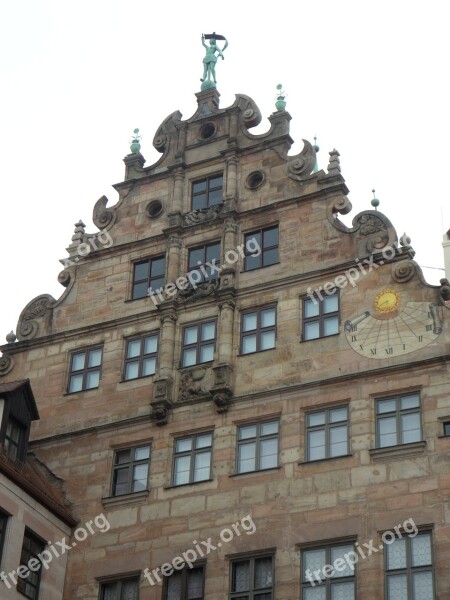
100 577 140 600
112 445 150 496
172 432 212 486
230 554 273 599
188 242 221 283
241 307 276 354
192 175 223 210
132 255 165 300
237 420 279 474
4 417 26 460
385 531 434 599
164 565 205 599
244 227 278 271
443 422 450 436
124 333 159 380
181 321 216 367
306 406 349 461
301 542 356 599
16 529 46 600
0 509 9 563
68 346 102 393
376 392 421 448
302 292 339 340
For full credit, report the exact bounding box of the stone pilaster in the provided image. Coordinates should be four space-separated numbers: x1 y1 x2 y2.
167 234 183 284
151 310 177 425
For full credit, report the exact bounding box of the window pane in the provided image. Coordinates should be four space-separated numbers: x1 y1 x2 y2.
135 446 150 461
304 299 320 318
260 330 276 350
201 322 216 341
174 456 191 485
127 340 141 358
150 276 165 290
308 430 325 460
115 449 131 464
238 442 256 473
387 538 407 570
206 243 221 262
263 227 278 247
189 248 204 269
303 549 326 581
193 180 207 193
72 352 85 371
242 335 257 354
330 425 348 457
125 361 140 380
132 464 148 491
184 326 198 345
412 571 433 599
196 434 212 449
194 451 211 481
331 581 355 599
88 348 102 367
254 557 272 589
134 262 149 281
86 370 100 389
209 175 223 189
307 412 325 427
209 188 222 205
239 425 257 440
243 313 257 332
260 439 278 469
387 574 408 600
323 316 339 336
323 294 338 313
187 567 204 599
113 467 129 495
377 399 396 414
144 335 158 354
245 254 261 270
69 374 83 393
401 412 421 444
142 357 156 376
192 193 206 210
167 571 182 600
378 416 397 447
305 321 320 340
176 438 192 453
263 247 278 266
330 407 347 423
304 588 326 600
182 348 197 367
261 421 278 436
400 394 420 410
331 545 355 577
122 580 139 600
200 344 214 363
151 257 165 277
261 308 276 328
232 561 250 592
411 533 432 566
133 281 148 299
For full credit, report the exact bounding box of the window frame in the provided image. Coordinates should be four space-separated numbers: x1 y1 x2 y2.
16 528 46 600
163 562 205 600
191 174 223 210
181 320 217 368
384 530 435 600
0 509 9 565
243 226 279 271
111 444 151 497
236 419 280 474
132 254 166 300
302 290 340 341
443 421 450 436
99 576 140 600
171 432 213 486
187 241 221 283
305 406 349 461
300 540 356 599
123 332 159 381
240 306 277 355
375 392 422 448
67 346 103 394
229 552 274 600
4 416 27 461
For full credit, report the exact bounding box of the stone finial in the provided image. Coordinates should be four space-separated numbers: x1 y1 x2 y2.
130 128 141 154
313 136 320 172
71 221 86 245
371 189 380 210
275 84 287 111
400 232 412 247
327 149 341 175
6 331 16 343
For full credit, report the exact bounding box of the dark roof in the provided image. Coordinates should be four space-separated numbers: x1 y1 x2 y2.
0 379 39 420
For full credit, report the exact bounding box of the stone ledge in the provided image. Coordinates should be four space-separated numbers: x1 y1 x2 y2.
101 489 149 509
298 453 353 466
369 441 426 461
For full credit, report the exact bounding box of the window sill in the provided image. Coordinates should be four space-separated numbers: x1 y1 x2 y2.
369 441 426 461
102 490 150 508
229 466 282 477
164 478 213 490
178 361 214 370
298 453 353 465
241 262 280 273
63 386 100 396
238 347 276 357
437 435 450 439
301 332 340 343
119 374 155 383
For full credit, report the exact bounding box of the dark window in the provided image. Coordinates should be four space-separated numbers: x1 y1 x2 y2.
302 292 339 340
188 242 221 283
230 555 273 599
164 565 205 599
241 307 276 354
181 321 216 367
124 333 159 380
132 255 165 300
192 175 223 210
306 406 349 461
16 529 46 600
172 432 212 485
301 542 356 598
100 577 140 600
244 227 278 271
68 347 102 393
237 420 279 473
112 445 150 496
0 509 9 563
376 392 421 448
4 417 26 460
385 531 434 599
443 422 450 436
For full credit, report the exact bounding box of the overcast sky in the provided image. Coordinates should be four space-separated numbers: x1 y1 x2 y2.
1 0 449 345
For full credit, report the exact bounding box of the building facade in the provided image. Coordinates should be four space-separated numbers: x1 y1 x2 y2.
1 85 450 599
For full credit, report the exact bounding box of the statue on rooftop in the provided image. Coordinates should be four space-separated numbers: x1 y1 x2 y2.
200 32 228 90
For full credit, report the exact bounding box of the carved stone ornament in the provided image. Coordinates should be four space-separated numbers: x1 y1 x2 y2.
57 269 73 288
213 391 232 413
287 140 317 181
168 234 183 249
174 279 220 305
392 261 416 283
0 354 14 377
150 400 172 426
439 278 450 309
183 204 224 227
16 294 55 341
92 195 116 229
179 368 209 403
